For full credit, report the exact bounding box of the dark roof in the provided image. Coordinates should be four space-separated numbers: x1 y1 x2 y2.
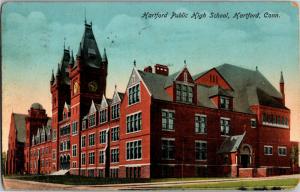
31 103 44 110
118 92 125 101
217 132 245 154
208 86 233 98
138 70 172 101
164 71 180 88
76 23 102 68
12 113 27 143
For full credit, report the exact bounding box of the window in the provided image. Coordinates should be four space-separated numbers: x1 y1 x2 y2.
264 146 273 155
72 145 77 157
126 112 142 133
126 140 142 160
162 139 175 160
81 135 86 147
112 104 120 119
176 84 193 103
60 124 70 136
99 131 106 144
220 118 230 136
111 148 119 163
99 150 105 164
195 141 207 160
278 147 287 156
262 113 288 128
128 84 140 105
52 150 56 160
110 168 119 178
126 167 141 178
220 96 230 109
98 169 104 178
82 120 86 130
195 115 207 133
111 127 119 141
89 114 96 127
72 121 78 135
81 153 86 165
88 133 95 146
162 110 175 131
52 130 57 141
72 162 77 168
100 109 107 123
89 152 95 165
251 119 257 128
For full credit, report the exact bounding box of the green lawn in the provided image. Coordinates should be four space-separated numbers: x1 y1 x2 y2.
151 177 226 182
161 178 299 190
5 175 149 185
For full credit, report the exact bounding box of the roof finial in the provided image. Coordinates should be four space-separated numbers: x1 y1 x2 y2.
84 8 87 24
256 66 258 71
280 71 284 84
184 60 187 67
133 59 136 67
63 37 66 49
115 84 117 91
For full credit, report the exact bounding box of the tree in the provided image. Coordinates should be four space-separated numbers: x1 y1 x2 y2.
290 145 299 174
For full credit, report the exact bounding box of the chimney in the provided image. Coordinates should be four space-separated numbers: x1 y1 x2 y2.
144 66 152 73
154 64 169 76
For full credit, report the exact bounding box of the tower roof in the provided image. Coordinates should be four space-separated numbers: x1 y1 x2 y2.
77 22 102 68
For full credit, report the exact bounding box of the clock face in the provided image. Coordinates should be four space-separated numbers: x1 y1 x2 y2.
73 82 79 95
88 81 98 92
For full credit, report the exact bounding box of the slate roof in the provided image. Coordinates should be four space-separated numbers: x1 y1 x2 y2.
76 23 102 68
12 113 27 143
137 63 285 113
118 92 125 101
217 132 246 153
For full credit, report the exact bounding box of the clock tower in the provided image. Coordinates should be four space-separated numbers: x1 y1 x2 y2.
68 21 108 175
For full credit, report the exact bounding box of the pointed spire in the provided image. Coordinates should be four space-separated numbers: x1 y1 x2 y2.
102 48 107 62
56 63 61 76
50 69 55 84
280 71 284 84
133 59 136 67
64 37 66 50
84 8 87 24
184 60 187 67
69 50 75 67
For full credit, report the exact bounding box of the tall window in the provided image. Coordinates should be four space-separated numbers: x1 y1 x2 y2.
99 131 106 144
162 110 175 131
126 112 142 133
220 97 230 109
195 141 207 160
89 114 96 127
100 109 107 123
88 133 95 146
111 127 119 141
264 146 273 155
81 153 86 165
111 148 119 163
162 139 175 160
81 135 86 147
72 121 78 135
112 104 120 119
82 120 87 130
89 152 95 165
195 115 207 133
220 118 230 136
176 84 193 103
129 84 140 105
126 140 142 160
72 145 77 157
99 150 105 164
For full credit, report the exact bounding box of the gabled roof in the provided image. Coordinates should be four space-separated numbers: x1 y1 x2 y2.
12 113 27 143
100 95 108 109
217 132 246 154
89 100 97 114
164 71 180 88
64 102 70 111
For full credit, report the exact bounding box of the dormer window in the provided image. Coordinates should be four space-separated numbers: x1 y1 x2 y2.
128 84 140 105
220 96 230 109
111 104 120 119
100 109 108 124
82 120 87 130
176 83 193 103
89 113 96 127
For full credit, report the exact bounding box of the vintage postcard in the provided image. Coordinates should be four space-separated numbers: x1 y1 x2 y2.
1 1 300 191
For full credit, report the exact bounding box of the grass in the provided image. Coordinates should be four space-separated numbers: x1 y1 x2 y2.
150 177 226 182
5 175 149 185
160 178 299 190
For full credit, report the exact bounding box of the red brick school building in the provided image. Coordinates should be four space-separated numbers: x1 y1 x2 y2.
7 21 298 178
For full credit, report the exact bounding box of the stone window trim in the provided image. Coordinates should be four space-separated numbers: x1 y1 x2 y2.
278 146 287 156
250 118 257 128
264 145 273 156
126 139 142 161
195 140 207 161
195 114 207 134
88 132 96 147
128 83 141 106
220 117 230 136
126 111 142 134
161 137 175 160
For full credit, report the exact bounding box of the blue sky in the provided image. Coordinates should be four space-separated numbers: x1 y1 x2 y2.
2 2 300 150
